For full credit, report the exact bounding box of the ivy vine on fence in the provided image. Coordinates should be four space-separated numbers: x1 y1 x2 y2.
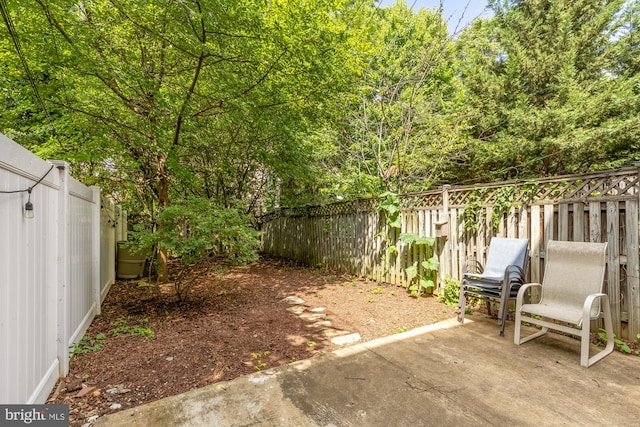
461 184 538 233
399 233 439 297
377 191 402 229
377 192 440 296
490 186 515 230
462 188 487 233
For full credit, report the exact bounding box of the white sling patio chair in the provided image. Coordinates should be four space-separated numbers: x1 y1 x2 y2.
459 237 529 337
514 240 614 368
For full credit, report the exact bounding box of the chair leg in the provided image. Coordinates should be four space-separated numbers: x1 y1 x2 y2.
497 278 511 337
514 312 549 345
514 284 547 345
498 284 513 337
458 284 466 324
497 301 505 336
583 295 615 367
514 307 522 344
515 323 549 344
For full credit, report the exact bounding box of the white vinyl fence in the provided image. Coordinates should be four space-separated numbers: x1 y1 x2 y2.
0 132 118 404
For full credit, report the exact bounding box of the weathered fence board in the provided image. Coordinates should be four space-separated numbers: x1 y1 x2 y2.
261 168 640 340
626 199 640 338
607 201 622 336
530 205 541 284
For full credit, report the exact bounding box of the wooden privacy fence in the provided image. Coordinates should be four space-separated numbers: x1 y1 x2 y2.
0 133 122 404
261 167 640 340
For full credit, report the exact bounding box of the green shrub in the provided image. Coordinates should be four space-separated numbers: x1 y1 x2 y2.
133 197 261 301
70 333 106 356
439 276 460 307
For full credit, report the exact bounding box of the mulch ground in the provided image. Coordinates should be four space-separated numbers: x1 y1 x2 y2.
47 257 458 426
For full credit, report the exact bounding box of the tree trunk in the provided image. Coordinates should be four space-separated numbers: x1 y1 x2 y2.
156 155 170 282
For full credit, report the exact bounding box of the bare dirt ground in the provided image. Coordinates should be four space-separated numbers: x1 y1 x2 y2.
48 256 458 426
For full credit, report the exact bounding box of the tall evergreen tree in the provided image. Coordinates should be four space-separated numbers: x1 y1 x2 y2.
457 0 640 181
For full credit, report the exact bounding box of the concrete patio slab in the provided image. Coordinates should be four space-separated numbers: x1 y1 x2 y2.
94 316 640 426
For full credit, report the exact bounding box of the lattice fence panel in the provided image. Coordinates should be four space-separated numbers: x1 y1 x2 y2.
260 168 640 339
445 169 640 209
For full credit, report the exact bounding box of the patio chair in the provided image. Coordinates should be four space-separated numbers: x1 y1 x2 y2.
458 237 529 336
514 240 614 368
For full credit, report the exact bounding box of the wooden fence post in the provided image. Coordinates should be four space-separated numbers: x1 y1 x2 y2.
440 185 451 282
629 183 640 338
606 201 621 336
530 204 541 287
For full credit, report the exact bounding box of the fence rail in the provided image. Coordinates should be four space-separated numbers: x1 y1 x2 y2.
261 167 640 340
0 133 118 404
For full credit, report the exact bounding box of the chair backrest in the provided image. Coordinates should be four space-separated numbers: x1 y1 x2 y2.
483 237 529 279
541 240 608 317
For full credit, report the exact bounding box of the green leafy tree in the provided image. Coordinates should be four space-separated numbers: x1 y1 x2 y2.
456 0 640 182
132 197 260 301
316 2 466 199
1 0 370 277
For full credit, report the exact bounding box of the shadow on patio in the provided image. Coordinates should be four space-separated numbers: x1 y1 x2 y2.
95 316 640 426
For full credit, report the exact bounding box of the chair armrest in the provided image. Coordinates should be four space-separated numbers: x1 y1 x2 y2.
463 259 483 275
516 283 542 309
504 264 526 283
583 293 609 321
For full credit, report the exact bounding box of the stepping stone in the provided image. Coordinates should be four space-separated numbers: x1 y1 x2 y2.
331 333 361 346
299 312 327 322
309 307 326 313
308 320 332 328
281 296 305 305
286 306 306 315
323 328 351 338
